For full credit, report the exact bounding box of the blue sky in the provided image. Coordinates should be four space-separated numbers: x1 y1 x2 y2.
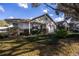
0 3 64 22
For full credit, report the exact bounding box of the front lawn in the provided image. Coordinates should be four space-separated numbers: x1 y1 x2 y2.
0 33 79 56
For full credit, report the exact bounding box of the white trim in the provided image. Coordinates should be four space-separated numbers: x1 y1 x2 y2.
8 24 14 28
0 27 8 29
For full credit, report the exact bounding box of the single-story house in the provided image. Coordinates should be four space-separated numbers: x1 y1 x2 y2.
4 14 57 35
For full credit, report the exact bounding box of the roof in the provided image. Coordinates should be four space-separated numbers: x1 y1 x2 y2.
57 20 69 24
5 19 30 24
16 20 46 25
5 19 25 21
4 14 57 25
57 21 64 25
57 21 70 28
0 20 9 27
31 13 57 25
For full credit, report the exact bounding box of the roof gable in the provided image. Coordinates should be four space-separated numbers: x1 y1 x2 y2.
31 13 57 25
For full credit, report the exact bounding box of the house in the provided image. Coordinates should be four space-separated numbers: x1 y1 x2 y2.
57 20 69 30
57 17 79 32
68 18 79 32
31 13 57 33
5 19 24 24
4 14 57 35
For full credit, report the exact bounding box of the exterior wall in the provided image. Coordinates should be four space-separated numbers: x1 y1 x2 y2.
18 22 32 29
17 22 42 30
46 22 56 33
32 15 56 33
15 22 46 35
46 16 56 33
63 22 69 30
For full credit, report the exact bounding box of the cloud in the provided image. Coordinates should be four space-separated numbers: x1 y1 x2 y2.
0 5 5 12
55 17 64 22
18 3 28 8
8 16 15 19
30 17 34 19
55 16 64 22
49 14 53 16
54 14 64 22
43 9 48 13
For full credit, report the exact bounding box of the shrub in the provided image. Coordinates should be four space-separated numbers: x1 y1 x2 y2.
0 32 9 39
44 29 68 45
54 29 68 39
31 29 41 34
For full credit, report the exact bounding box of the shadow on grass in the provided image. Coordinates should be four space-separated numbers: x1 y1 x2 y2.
0 41 49 56
0 34 55 56
0 33 79 56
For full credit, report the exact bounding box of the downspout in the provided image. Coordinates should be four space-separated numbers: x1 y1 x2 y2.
29 22 31 34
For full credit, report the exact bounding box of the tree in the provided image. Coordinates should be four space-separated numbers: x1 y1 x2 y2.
31 3 79 20
57 4 79 20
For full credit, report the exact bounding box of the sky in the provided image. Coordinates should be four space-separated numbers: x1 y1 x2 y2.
0 3 64 22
